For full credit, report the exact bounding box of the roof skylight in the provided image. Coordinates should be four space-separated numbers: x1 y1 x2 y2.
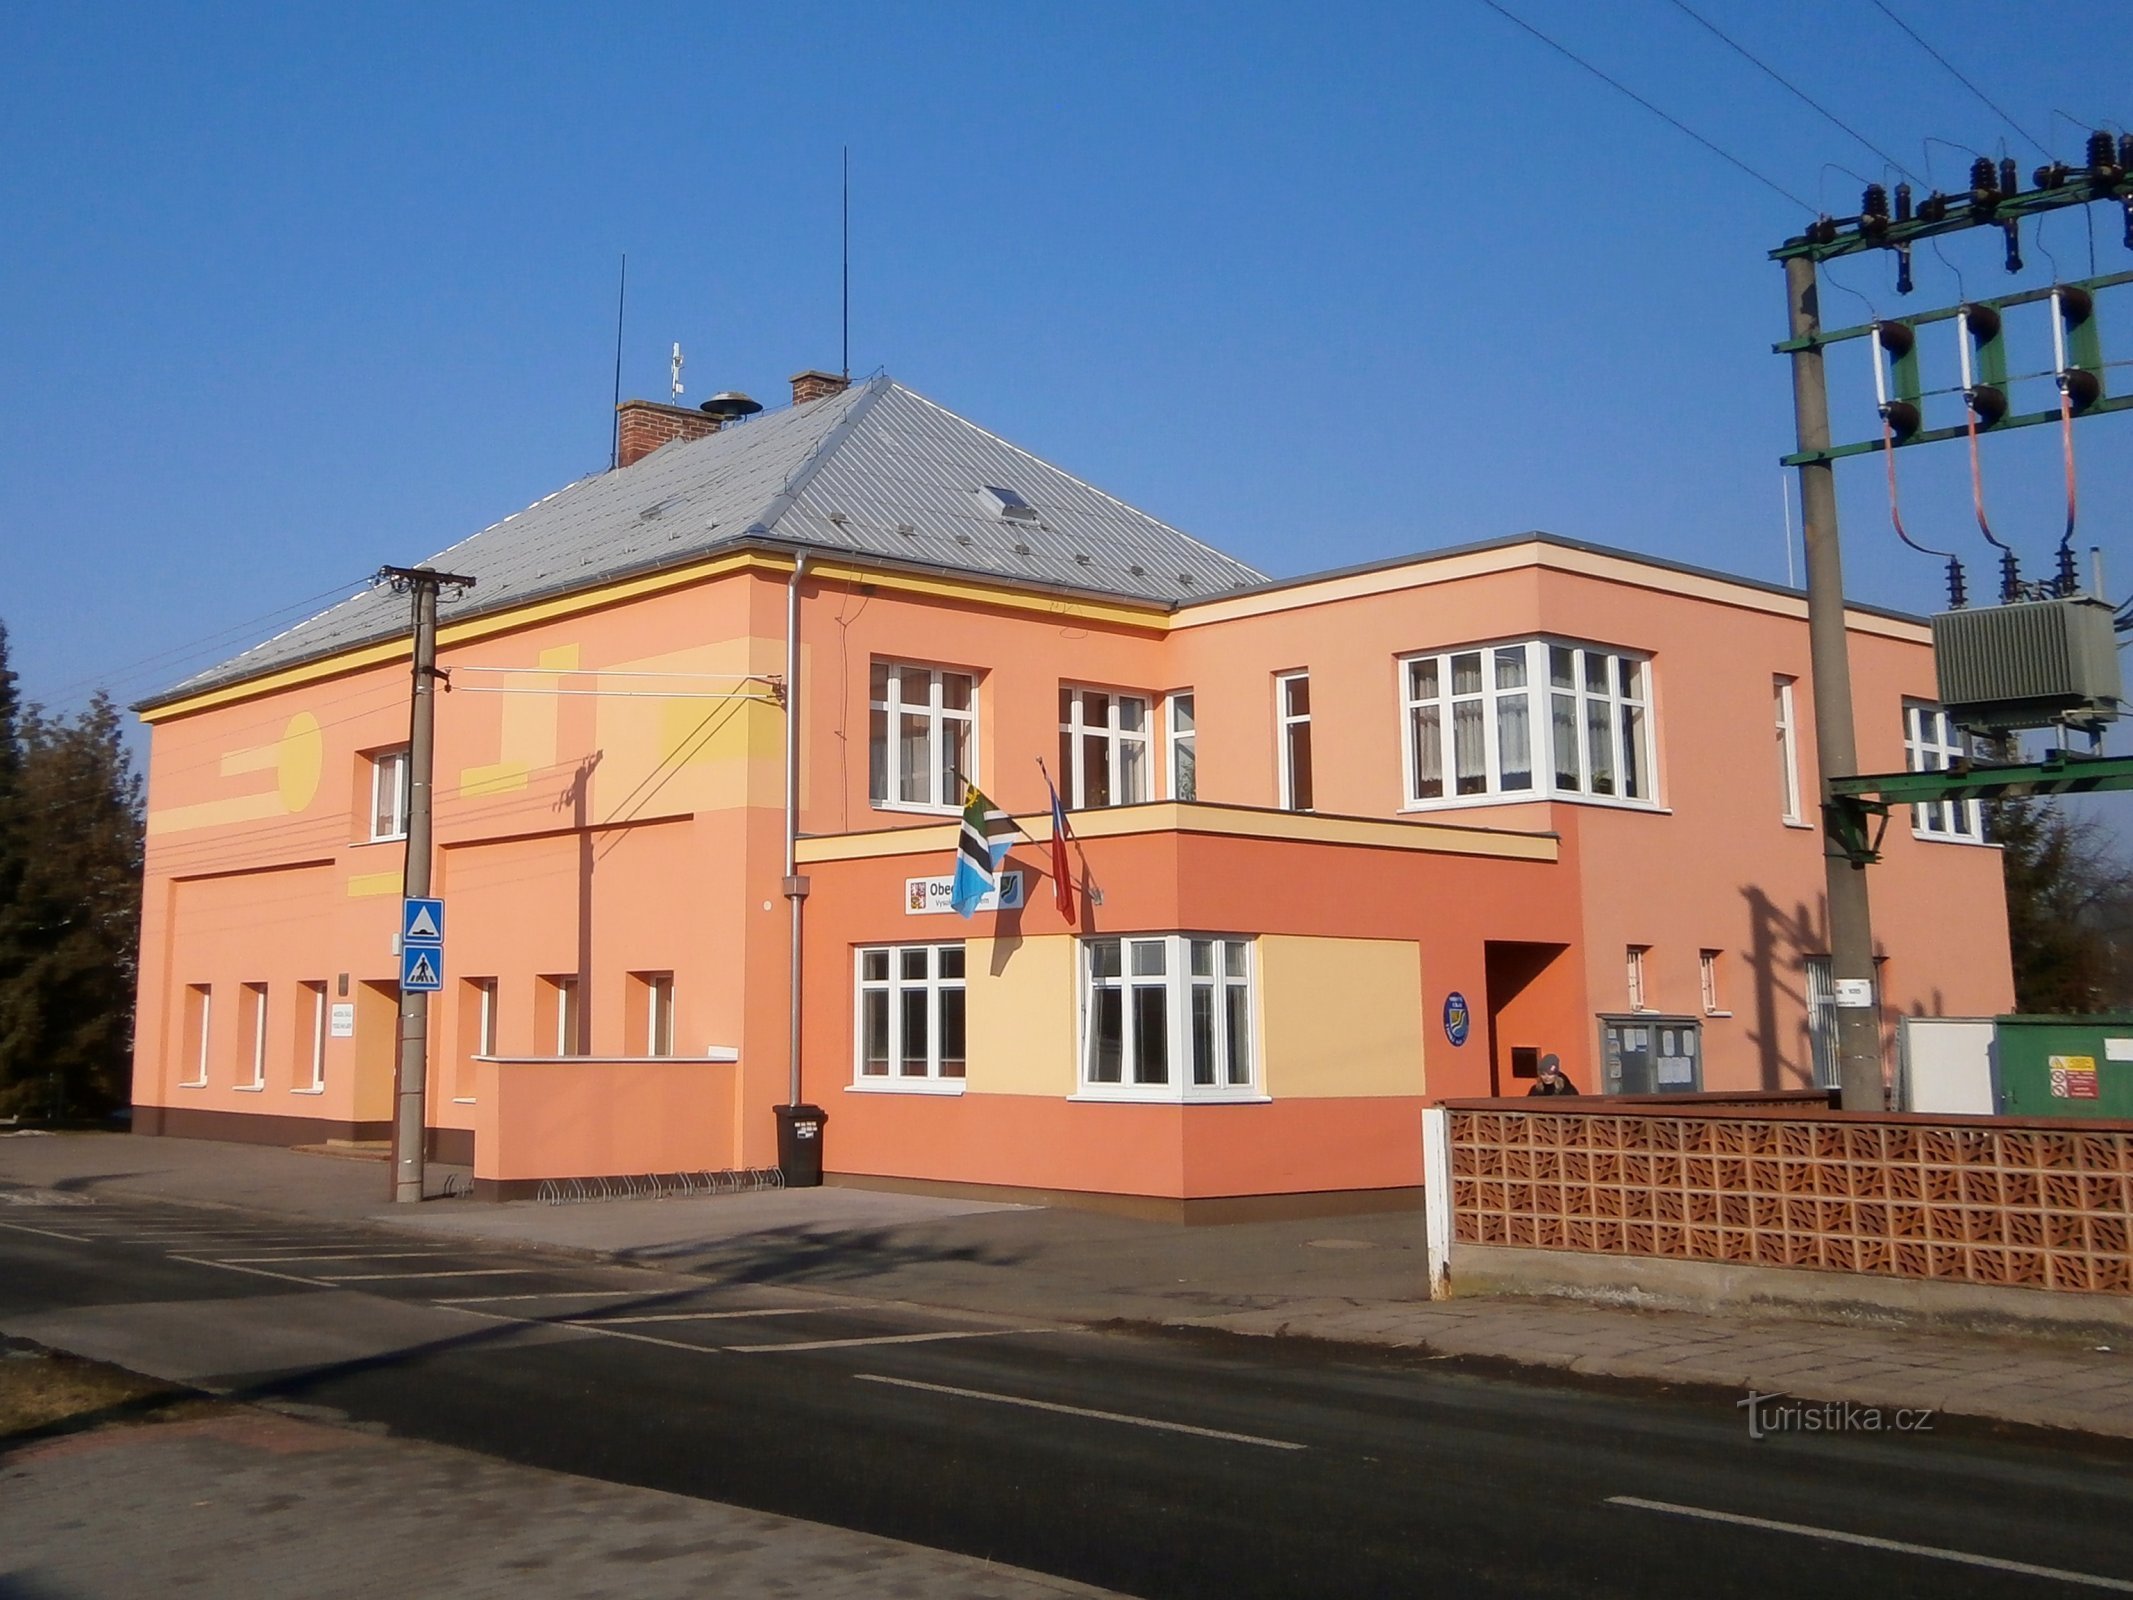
978 484 1039 523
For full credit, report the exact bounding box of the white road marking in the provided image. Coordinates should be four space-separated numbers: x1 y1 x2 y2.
734 1329 1054 1354
311 1268 525 1282
224 1251 457 1264
0 1219 92 1243
853 1373 1308 1451
431 1290 641 1304
1607 1497 2133 1593
168 1254 337 1288
448 1305 732 1356
573 1309 823 1325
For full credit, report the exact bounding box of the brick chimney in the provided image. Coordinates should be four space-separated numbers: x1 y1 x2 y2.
615 399 722 469
789 369 851 406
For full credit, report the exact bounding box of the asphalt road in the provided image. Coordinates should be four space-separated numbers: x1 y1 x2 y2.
5 1192 2133 1599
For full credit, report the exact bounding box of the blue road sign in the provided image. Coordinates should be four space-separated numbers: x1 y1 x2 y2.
401 945 443 992
402 897 444 946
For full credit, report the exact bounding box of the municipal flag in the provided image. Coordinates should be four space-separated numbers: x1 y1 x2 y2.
950 782 1024 917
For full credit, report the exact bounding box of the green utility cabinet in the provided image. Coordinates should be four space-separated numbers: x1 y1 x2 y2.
1993 1014 2133 1119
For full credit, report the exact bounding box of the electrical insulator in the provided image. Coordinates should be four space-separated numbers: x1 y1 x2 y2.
1917 191 1949 223
1807 215 1840 246
1970 156 1997 210
2121 133 2133 173
2054 285 2104 411
1999 158 2019 197
2003 219 2023 274
1891 183 1914 292
1946 557 1967 610
1960 303 2009 425
1874 321 1922 440
2090 130 2120 181
2056 546 2080 597
1861 183 1889 237
1893 182 1912 221
2034 162 2069 190
1999 549 2021 605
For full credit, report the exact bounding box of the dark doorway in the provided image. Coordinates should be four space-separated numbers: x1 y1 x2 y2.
1484 941 1575 1096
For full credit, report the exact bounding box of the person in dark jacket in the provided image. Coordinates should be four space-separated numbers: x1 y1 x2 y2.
1527 1054 1580 1096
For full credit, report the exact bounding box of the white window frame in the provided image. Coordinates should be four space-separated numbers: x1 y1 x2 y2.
1903 701 1984 842
1076 934 1260 1103
298 981 327 1093
853 943 966 1091
544 975 581 1056
1699 949 1727 1016
1627 945 1650 1012
643 971 675 1057
870 662 977 814
1058 685 1152 809
1774 675 1805 825
183 984 212 1088
369 746 410 841
475 977 498 1057
1166 691 1197 802
1275 673 1312 812
1401 639 1654 811
238 982 268 1090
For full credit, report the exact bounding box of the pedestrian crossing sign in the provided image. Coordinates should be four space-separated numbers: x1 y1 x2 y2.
401 945 443 992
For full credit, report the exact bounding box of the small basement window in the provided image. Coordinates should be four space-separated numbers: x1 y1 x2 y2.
978 485 1039 523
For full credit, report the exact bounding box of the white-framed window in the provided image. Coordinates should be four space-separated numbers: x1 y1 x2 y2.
1699 949 1724 1015
300 980 327 1093
1627 945 1650 1012
629 970 675 1056
1166 692 1197 801
854 944 966 1087
1058 686 1151 809
368 746 410 841
1275 673 1312 812
1403 640 1652 808
870 662 976 813
1079 935 1257 1101
1774 675 1803 824
182 983 212 1087
1903 701 1983 842
455 976 496 1101
239 983 268 1090
540 974 581 1056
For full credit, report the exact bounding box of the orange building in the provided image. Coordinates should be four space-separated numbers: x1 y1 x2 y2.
131 372 2012 1212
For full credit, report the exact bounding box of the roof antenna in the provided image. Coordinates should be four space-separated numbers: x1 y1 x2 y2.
842 144 851 380
670 342 685 403
609 253 627 471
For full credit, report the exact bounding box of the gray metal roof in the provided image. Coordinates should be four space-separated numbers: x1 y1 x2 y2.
146 376 1266 707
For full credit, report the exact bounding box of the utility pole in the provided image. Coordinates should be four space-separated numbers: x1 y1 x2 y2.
380 564 476 1203
1781 258 1884 1112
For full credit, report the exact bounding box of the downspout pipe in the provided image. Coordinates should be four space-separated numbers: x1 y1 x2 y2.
783 553 811 1108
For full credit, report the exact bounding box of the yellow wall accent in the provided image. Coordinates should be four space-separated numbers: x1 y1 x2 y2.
154 711 324 837
965 935 1077 1096
797 802 1557 865
1258 936 1424 1099
276 712 323 811
147 791 284 837
460 644 579 797
346 870 403 898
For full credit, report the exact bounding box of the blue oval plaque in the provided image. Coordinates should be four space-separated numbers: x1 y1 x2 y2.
1443 991 1471 1047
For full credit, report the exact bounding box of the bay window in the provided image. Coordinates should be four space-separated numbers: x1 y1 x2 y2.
1079 935 1256 1100
1403 639 1652 808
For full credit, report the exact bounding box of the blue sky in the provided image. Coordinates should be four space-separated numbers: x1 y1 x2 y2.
3 2 2128 804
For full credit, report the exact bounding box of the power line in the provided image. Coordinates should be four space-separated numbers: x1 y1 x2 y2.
1665 0 1923 185
1473 0 1813 213
1870 1 2051 160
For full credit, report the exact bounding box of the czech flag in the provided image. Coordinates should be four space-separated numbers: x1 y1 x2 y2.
1043 764 1076 924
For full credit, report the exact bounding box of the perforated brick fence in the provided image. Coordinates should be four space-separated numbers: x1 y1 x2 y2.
1447 1105 2133 1295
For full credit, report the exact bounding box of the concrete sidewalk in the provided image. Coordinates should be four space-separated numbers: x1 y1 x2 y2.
8 1130 2133 1442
